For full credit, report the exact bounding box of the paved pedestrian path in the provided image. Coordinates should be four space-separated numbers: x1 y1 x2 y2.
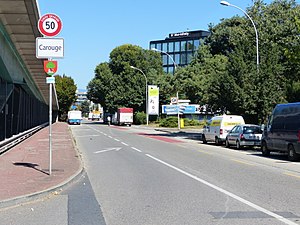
0 122 82 207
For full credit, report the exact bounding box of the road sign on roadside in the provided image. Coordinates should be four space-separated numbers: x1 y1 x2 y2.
46 77 55 84
38 13 62 37
36 37 64 58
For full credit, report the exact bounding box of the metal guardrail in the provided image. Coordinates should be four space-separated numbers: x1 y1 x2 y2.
0 123 48 155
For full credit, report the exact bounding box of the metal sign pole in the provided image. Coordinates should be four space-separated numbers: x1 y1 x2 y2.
177 92 180 130
49 82 52 175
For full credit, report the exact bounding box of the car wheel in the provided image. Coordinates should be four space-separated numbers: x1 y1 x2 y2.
261 141 270 156
225 138 230 148
236 141 241 149
202 135 207 144
215 137 220 145
288 145 299 161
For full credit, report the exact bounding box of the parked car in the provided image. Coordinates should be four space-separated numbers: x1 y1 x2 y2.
201 114 245 145
225 124 263 149
261 102 300 161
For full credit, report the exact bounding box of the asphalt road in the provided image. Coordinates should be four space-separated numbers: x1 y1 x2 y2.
1 121 300 225
72 122 300 225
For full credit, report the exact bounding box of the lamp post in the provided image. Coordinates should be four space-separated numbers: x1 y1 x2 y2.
130 66 149 125
220 0 259 71
151 48 182 129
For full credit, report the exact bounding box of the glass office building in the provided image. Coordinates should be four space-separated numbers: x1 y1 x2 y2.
150 30 210 74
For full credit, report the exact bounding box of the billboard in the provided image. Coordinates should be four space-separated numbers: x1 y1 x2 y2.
148 85 159 115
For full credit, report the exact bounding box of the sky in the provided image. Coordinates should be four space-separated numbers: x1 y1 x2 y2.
38 0 278 90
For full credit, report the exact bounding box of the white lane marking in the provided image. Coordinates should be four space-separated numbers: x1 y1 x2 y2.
145 154 298 225
103 133 107 136
108 136 113 138
131 147 142 152
114 138 120 142
94 147 122 154
121 142 129 146
76 134 100 138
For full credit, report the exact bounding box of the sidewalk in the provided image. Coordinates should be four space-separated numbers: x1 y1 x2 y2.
0 122 82 208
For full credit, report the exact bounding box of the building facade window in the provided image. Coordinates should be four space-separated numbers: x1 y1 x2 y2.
150 30 210 74
174 41 180 52
168 42 174 52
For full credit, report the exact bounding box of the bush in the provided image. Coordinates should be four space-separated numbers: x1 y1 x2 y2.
134 112 146 125
183 118 201 126
159 116 178 127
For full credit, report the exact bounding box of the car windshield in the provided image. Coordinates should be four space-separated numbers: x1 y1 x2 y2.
243 126 263 134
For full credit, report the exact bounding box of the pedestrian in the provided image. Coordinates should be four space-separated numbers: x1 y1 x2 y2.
107 116 111 126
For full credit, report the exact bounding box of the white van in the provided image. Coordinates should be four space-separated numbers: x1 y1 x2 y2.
201 115 245 145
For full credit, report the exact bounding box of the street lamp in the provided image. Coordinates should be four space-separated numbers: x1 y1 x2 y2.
130 66 149 125
220 0 259 71
151 48 182 129
151 48 177 71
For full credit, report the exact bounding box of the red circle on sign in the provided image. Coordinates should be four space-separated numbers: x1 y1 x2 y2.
38 14 62 37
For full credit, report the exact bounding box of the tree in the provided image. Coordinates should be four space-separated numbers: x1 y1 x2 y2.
87 44 164 113
79 100 90 116
184 0 300 123
55 75 77 120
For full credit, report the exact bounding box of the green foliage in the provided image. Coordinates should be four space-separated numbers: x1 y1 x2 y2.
183 118 201 126
159 117 178 128
134 111 146 125
190 0 300 123
87 44 164 113
80 100 90 116
55 75 77 120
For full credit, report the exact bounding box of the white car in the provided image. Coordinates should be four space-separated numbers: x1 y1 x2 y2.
201 114 245 145
225 124 263 149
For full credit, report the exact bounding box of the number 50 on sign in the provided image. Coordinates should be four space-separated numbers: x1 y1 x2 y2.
38 14 62 37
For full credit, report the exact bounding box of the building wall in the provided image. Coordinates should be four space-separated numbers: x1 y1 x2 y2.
150 30 210 74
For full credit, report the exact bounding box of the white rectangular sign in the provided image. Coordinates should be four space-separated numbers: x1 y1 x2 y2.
148 85 159 115
46 77 55 84
36 37 64 58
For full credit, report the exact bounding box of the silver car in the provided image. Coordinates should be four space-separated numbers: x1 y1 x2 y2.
225 124 263 149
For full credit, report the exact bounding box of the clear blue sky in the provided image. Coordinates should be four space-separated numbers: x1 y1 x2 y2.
38 0 279 90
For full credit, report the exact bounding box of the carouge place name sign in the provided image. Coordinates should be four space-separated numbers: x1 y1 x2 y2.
36 37 64 59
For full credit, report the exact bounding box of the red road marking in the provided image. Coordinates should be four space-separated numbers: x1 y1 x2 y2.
110 126 128 130
137 133 183 143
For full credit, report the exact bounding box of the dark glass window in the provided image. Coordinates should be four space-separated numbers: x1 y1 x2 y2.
168 42 174 52
168 53 175 66
181 41 187 51
156 43 162 51
150 43 155 50
194 39 200 50
243 126 262 134
175 53 180 64
162 43 168 52
174 42 180 52
187 40 193 51
181 53 187 64
163 55 168 66
168 66 174 74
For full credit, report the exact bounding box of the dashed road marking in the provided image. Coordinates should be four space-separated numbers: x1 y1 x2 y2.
121 142 129 146
131 147 142 152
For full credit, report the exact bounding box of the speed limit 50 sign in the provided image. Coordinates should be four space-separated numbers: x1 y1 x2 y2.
38 14 62 37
